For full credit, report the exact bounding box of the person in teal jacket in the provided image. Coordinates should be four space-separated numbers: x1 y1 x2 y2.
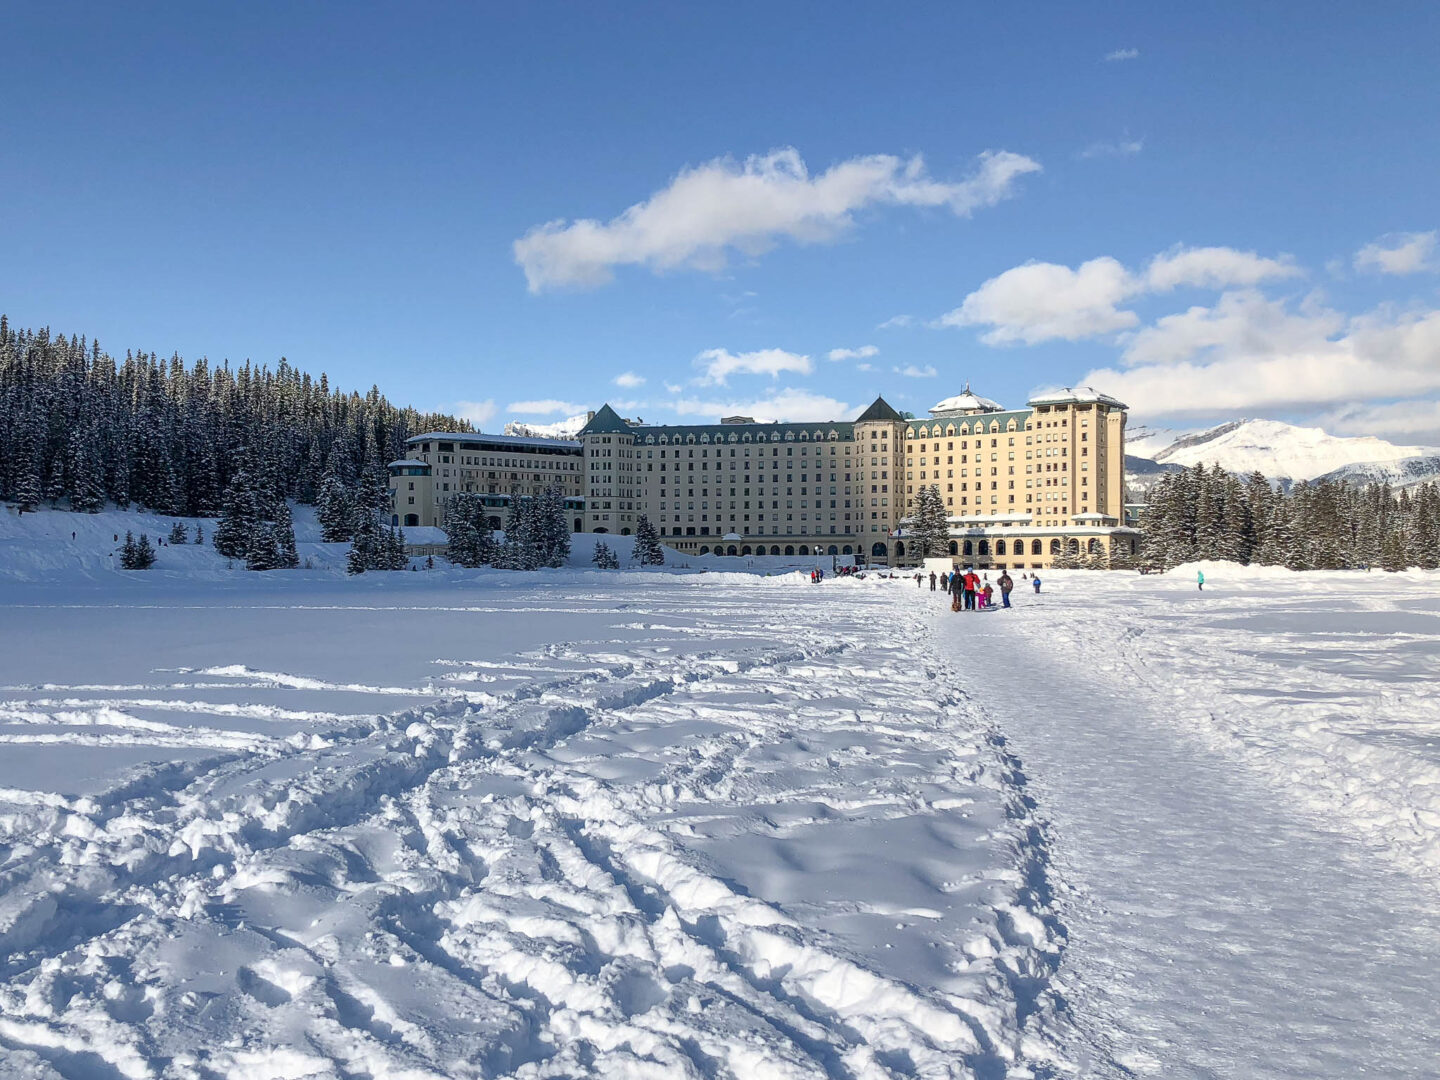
1198 569 1205 591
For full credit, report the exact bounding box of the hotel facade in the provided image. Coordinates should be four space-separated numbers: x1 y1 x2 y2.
389 384 1139 570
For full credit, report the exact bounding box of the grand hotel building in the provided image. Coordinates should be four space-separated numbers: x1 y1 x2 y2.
389 384 1139 570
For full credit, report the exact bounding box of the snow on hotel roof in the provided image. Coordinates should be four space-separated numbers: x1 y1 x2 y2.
407 431 582 450
1026 385 1129 409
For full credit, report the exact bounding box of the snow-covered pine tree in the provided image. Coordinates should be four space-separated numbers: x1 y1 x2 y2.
119 531 157 569
498 494 540 570
167 521 188 545
193 523 204 546
592 540 616 568
316 466 358 543
633 514 665 565
213 469 259 559
274 500 300 568
533 487 571 568
911 485 949 561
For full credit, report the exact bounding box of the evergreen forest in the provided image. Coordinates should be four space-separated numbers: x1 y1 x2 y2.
1140 464 1440 572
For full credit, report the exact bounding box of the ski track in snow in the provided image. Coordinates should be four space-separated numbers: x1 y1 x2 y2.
0 577 1069 1080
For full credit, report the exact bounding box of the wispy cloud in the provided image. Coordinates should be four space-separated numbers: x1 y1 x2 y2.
666 387 854 423
613 371 646 388
877 314 916 330
895 364 938 377
453 399 498 429
1079 138 1144 159
694 347 812 386
827 345 879 362
513 147 1041 291
1104 47 1139 61
1354 230 1437 275
938 246 1302 345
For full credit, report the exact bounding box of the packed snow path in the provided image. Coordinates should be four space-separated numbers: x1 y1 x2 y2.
932 569 1440 1077
0 573 1068 1080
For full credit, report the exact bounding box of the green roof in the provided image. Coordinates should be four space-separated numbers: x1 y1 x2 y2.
577 404 632 435
854 396 904 423
907 408 1033 438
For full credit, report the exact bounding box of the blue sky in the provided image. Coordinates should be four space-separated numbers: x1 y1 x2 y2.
4 2 1439 441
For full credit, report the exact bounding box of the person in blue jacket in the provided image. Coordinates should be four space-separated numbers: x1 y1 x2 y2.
1032 574 1042 593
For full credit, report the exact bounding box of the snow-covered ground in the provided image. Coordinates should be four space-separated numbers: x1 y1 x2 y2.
1 506 1439 1078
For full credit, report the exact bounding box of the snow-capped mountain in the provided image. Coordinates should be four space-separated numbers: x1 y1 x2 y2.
1137 419 1437 483
1316 454 1440 491
1124 424 1195 460
502 412 591 439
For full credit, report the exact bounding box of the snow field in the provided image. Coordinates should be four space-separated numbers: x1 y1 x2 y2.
927 565 1440 1076
0 570 1069 1079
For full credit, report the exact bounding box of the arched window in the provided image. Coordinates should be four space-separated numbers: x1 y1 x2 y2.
727 545 738 556
871 542 887 557
391 514 399 525
770 545 781 555
404 514 419 527
1031 539 1042 555
948 541 958 555
1066 538 1079 555
596 527 609 534
621 527 632 536
741 545 752 555
827 545 838 555
842 545 853 555
895 541 906 557
996 539 1007 555
799 545 810 555
573 519 582 533
963 540 973 556
699 545 710 554
1049 539 1060 554
978 539 990 555
785 545 796 555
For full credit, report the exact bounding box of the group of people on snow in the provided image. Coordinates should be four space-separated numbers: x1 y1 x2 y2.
912 566 1042 611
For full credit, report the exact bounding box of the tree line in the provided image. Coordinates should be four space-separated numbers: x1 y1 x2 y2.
0 316 469 519
1141 463 1440 571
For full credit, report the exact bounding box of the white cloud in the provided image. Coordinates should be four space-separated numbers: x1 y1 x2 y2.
1319 398 1440 445
856 362 877 373
1079 138 1144 159
939 245 1303 345
1144 246 1301 291
666 387 854 423
1354 231 1437 275
513 147 1041 291
453 399 498 429
613 371 646 388
877 314 916 330
827 345 879 362
1081 296 1440 418
937 256 1139 344
507 398 585 415
895 364 938 377
1105 47 1140 61
694 347 812 385
663 381 684 394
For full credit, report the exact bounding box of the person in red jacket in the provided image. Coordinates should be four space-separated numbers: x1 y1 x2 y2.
963 568 980 610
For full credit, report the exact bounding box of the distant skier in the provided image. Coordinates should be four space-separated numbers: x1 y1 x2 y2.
1198 569 1205 591
1032 574 1042 594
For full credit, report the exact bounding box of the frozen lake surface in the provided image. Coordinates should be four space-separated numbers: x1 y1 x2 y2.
0 526 1437 1078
